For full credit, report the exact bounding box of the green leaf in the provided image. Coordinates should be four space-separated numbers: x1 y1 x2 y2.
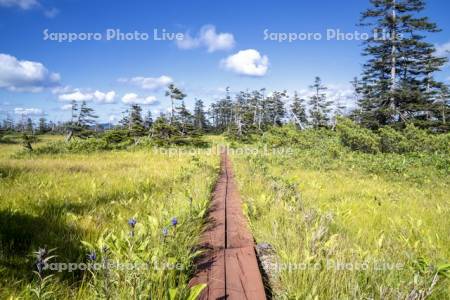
187 284 206 300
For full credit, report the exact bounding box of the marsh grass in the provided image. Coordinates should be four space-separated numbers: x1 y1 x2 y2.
232 143 449 299
0 138 219 299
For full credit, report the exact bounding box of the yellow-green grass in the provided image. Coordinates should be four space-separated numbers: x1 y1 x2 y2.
0 139 220 298
233 153 449 299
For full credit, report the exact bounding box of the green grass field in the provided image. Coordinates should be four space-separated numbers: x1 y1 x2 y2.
232 139 450 299
0 136 219 299
0 133 449 299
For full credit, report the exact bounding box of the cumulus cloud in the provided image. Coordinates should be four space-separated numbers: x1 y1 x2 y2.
177 25 235 52
58 89 116 103
118 75 172 90
121 93 159 105
435 42 450 57
94 90 116 103
0 53 60 92
221 49 269 77
14 107 43 116
0 0 38 10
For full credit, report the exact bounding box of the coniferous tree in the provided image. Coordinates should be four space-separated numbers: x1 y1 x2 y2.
66 101 79 141
129 104 145 138
433 84 449 131
165 84 186 124
25 118 34 133
66 101 98 140
193 99 208 132
38 117 48 134
77 101 98 138
119 108 130 129
265 90 287 126
308 77 333 128
150 114 177 140
177 101 194 135
358 0 448 128
144 111 153 129
290 91 308 129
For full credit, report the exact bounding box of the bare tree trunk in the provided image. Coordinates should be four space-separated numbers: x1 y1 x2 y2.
390 0 397 112
170 98 174 124
65 130 73 142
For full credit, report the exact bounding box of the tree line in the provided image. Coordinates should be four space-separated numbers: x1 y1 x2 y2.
1 0 448 143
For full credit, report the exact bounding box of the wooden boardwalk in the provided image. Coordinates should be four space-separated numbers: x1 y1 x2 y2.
189 152 266 300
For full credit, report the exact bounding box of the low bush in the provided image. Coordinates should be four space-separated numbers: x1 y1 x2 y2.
336 117 380 153
378 126 410 153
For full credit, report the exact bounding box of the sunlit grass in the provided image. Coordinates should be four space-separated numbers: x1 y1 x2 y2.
0 138 220 298
233 150 449 299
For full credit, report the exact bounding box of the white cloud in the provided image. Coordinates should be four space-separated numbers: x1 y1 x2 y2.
58 89 116 103
221 49 269 77
94 90 116 103
176 33 201 50
176 25 235 52
0 0 38 10
435 42 450 57
51 85 72 95
118 75 172 90
58 90 92 102
14 107 43 116
0 53 60 92
121 93 159 105
60 104 73 111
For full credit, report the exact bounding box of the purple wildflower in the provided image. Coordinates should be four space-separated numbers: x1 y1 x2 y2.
87 251 97 261
128 218 137 228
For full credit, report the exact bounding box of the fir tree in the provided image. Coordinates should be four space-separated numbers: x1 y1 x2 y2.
193 99 208 132
165 84 186 124
177 101 194 135
129 104 145 138
359 0 448 128
38 117 48 134
144 111 153 129
25 118 34 133
77 101 98 138
308 77 333 128
265 90 287 126
290 91 308 129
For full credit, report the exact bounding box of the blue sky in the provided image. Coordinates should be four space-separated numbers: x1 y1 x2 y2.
1 0 450 123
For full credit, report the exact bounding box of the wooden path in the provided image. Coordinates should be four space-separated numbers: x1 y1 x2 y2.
189 152 266 300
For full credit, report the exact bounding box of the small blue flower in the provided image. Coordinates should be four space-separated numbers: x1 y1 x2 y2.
128 218 137 228
87 251 97 261
162 227 169 237
171 217 178 226
35 247 47 275
36 261 45 273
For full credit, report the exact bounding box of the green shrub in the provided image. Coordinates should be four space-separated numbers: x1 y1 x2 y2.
102 129 132 145
378 126 410 153
336 117 380 154
261 125 338 150
403 123 450 154
29 139 112 156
